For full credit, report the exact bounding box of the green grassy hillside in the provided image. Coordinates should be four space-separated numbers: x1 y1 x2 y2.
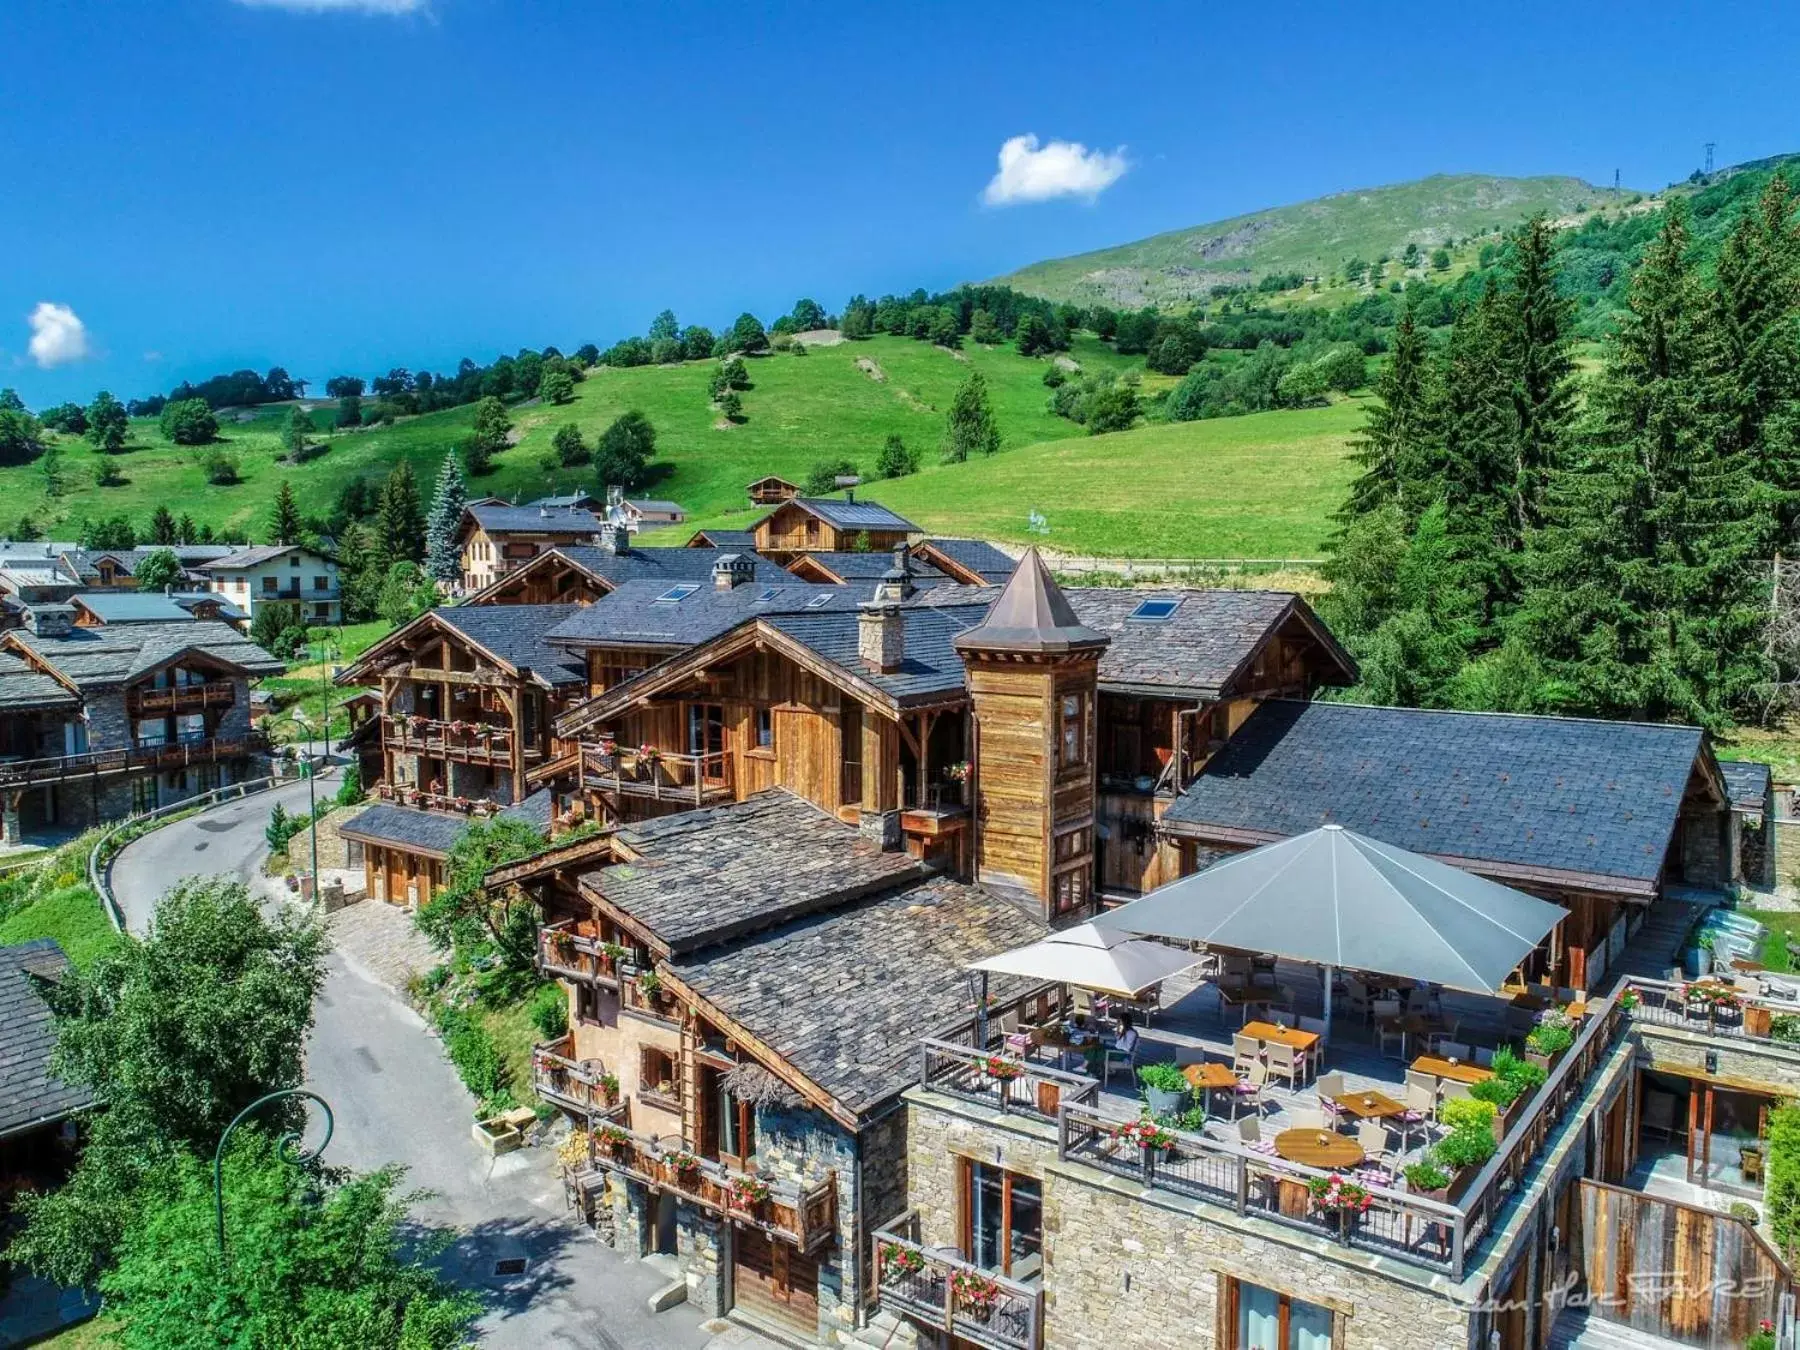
996 172 1620 308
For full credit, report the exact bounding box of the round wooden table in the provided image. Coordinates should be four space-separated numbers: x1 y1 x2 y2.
1272 1128 1365 1170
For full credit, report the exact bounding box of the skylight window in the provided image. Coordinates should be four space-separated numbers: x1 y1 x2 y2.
806 593 834 609
652 584 701 606
754 586 783 602
1128 597 1181 622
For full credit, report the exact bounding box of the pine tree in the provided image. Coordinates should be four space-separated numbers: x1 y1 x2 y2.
376 460 425 564
1340 307 1434 521
268 480 304 546
1500 215 1578 536
1518 203 1766 725
424 453 467 586
1709 172 1800 553
149 504 178 545
175 512 197 545
941 372 1000 463
335 522 377 623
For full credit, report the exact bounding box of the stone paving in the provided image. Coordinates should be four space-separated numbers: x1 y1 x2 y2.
326 895 440 995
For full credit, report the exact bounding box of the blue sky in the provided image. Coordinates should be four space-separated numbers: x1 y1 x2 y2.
4 0 1798 406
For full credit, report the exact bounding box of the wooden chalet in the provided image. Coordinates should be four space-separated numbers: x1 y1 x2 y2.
463 539 789 608
684 528 760 550
750 496 918 561
746 475 800 507
456 501 604 594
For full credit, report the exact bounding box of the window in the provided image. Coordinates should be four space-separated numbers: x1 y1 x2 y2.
313 575 329 590
289 556 300 567
261 576 277 594
574 983 603 1025
1228 1279 1334 1350
639 1046 678 1103
652 583 701 606
961 1161 1041 1278
754 586 783 602
1052 868 1087 916
1059 691 1087 769
1128 597 1181 622
755 708 773 750
806 592 833 609
131 777 156 814
716 1078 756 1166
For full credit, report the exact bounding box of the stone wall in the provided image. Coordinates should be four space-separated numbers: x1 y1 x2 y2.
755 1099 861 1343
905 1102 1481 1350
1636 1018 1800 1093
295 803 357 871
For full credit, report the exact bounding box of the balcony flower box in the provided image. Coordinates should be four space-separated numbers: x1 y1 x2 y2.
982 1054 1025 1082
879 1242 925 1283
597 1072 619 1104
595 1122 631 1155
950 1269 1002 1316
664 1150 702 1182
548 931 577 964
728 1175 771 1215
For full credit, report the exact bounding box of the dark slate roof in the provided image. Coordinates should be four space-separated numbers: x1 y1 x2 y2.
672 875 1045 1120
686 529 758 549
586 792 929 955
548 544 789 590
921 538 1018 584
0 940 94 1138
789 551 955 585
530 493 602 510
195 544 332 571
766 603 989 706
625 499 685 515
465 503 603 535
953 548 1106 656
9 620 284 691
67 545 238 579
0 651 80 711
546 577 846 649
338 790 552 858
69 592 197 623
433 604 587 685
1063 587 1353 696
1163 700 1709 890
171 592 247 622
1720 760 1773 813
768 497 919 533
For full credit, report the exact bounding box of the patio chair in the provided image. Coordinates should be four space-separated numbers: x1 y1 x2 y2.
1472 1046 1496 1068
1437 1080 1472 1116
1345 980 1371 1025
1297 1021 1327 1074
1237 1115 1278 1155
1102 1038 1139 1087
1357 1120 1392 1169
1266 1008 1295 1029
1233 1063 1269 1119
1174 1045 1207 1067
1265 1041 1304 1092
1376 1017 1407 1060
1290 1107 1326 1132
1401 1081 1436 1148
1233 1033 1263 1074
1426 1019 1463 1054
1437 1041 1471 1063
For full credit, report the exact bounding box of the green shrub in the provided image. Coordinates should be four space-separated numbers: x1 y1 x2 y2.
1137 1062 1188 1093
1526 1021 1575 1057
1768 1105 1800 1258
434 1005 507 1103
529 984 569 1040
1434 1125 1498 1171
1439 1097 1497 1134
1403 1160 1450 1193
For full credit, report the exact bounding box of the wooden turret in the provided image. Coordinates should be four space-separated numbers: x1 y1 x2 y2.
953 548 1108 919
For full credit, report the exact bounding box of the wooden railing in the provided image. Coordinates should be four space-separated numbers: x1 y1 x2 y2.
536 921 626 989
919 1038 1099 1124
370 783 504 816
384 715 530 764
1620 975 1800 1045
618 966 681 1023
0 731 268 790
874 1210 1041 1350
128 679 238 715
579 1123 836 1251
581 744 733 806
531 1036 623 1119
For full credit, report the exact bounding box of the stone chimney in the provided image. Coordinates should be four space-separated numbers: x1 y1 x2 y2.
600 523 631 554
874 543 915 603
712 553 754 590
24 603 73 638
858 594 904 673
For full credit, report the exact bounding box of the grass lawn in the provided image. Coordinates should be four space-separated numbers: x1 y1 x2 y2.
5 336 1358 558
1716 725 1800 784
1748 910 1800 974
33 1317 118 1348
476 997 546 1108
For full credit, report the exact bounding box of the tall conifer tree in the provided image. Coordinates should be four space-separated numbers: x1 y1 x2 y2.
424 453 468 585
1341 307 1434 523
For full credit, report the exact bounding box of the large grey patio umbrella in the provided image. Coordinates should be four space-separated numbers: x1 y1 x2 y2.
1104 824 1566 1044
969 921 1202 998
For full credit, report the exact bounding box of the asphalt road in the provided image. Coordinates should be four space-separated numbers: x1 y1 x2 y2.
108 778 717 1350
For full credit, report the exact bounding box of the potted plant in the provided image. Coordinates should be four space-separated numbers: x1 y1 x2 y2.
637 969 664 1006
1111 1115 1176 1160
665 1150 702 1180
1307 1173 1373 1235
548 929 577 964
596 1122 631 1155
1747 1319 1775 1350
1617 987 1642 1013
879 1241 925 1283
1403 1159 1452 1203
944 760 972 805
728 1174 771 1213
950 1269 1002 1316
982 1053 1025 1082
1525 1010 1575 1069
1138 1061 1189 1118
597 1071 620 1104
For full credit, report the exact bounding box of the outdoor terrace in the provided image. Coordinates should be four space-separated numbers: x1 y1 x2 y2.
383 714 531 766
581 743 733 807
0 731 268 789
916 961 1628 1282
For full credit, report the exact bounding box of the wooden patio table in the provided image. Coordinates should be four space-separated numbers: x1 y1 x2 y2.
1411 1054 1494 1086
1272 1129 1365 1169
1184 1062 1239 1092
1241 1021 1319 1053
1330 1088 1406 1121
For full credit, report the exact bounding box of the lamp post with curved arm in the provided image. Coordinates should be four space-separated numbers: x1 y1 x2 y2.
213 1087 335 1266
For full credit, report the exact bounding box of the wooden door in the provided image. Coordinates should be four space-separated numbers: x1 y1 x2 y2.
732 1229 818 1337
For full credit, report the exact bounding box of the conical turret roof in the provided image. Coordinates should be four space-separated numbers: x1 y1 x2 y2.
953 547 1108 656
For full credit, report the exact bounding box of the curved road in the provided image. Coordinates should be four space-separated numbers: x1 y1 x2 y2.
109 779 717 1350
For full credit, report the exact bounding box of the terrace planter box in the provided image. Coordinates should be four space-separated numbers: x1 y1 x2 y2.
472 1116 524 1156
1035 1080 1062 1116
1144 1084 1185 1117
1746 1004 1773 1038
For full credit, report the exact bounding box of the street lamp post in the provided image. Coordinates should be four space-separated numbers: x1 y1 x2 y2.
290 636 341 895
213 1087 335 1268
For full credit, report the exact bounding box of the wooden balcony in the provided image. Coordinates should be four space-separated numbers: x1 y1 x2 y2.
370 783 504 816
384 715 537 766
0 731 268 790
128 679 238 716
875 1210 1041 1350
536 921 625 989
532 1036 624 1119
577 1123 836 1252
581 744 733 807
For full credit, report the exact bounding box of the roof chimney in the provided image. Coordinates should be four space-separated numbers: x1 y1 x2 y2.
601 523 631 554
858 592 904 674
712 553 754 590
24 603 73 638
875 543 915 603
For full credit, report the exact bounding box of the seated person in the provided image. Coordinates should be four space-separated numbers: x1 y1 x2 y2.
1110 1011 1141 1057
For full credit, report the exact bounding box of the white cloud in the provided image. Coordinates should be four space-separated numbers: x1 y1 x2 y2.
26 303 91 369
231 0 427 14
982 134 1129 206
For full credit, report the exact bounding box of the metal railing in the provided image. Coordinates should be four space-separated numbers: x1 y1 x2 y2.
577 1123 836 1251
874 1210 1041 1350
581 744 732 806
0 730 269 790
919 1038 1099 1123
536 920 626 988
1620 975 1800 1045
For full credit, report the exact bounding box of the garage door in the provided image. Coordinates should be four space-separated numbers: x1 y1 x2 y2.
733 1227 819 1339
